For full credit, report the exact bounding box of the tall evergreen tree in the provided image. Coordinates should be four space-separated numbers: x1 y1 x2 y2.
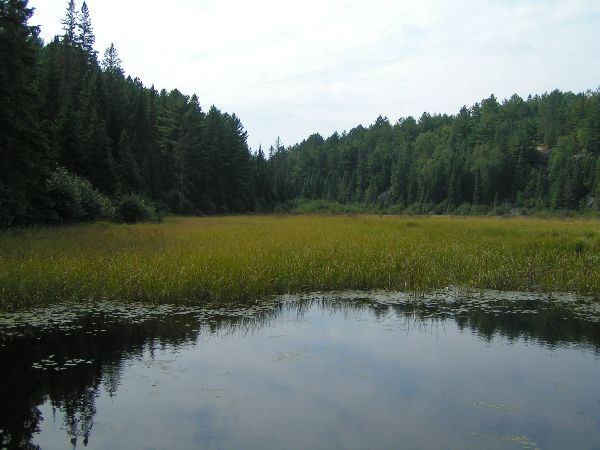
76 1 96 59
0 0 49 226
60 0 76 44
102 43 122 75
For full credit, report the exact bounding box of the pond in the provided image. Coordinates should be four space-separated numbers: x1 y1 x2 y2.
1 290 600 450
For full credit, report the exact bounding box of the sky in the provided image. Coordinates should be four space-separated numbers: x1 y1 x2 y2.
29 0 600 151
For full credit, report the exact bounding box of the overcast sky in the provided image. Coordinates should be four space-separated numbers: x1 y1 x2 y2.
29 0 600 151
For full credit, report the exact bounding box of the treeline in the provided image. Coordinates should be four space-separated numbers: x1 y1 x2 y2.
2 0 600 229
1 0 259 228
270 91 600 215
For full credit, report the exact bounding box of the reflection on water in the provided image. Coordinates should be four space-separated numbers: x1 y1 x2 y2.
1 290 599 450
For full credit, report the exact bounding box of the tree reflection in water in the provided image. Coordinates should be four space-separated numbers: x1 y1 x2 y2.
0 292 598 448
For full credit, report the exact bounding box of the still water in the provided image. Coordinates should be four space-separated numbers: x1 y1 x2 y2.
1 290 600 450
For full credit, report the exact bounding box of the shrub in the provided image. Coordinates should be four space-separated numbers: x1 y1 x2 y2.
115 194 160 224
453 203 473 216
386 204 405 215
295 199 344 214
404 203 423 215
47 168 115 223
491 203 512 216
47 168 83 222
75 176 115 221
293 199 369 215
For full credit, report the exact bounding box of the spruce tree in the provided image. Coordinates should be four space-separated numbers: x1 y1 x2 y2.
0 0 49 226
60 0 76 44
102 43 123 75
76 1 96 59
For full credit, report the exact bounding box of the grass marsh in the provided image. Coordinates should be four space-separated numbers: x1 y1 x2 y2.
1 215 600 310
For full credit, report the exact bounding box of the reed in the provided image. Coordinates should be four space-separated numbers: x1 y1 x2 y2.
1 215 599 310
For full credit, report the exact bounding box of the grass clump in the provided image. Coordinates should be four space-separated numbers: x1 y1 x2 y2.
1 215 600 310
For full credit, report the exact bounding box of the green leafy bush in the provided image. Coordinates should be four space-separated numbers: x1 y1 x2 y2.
293 199 366 214
453 203 473 216
47 168 83 222
47 168 115 223
115 194 160 224
76 177 115 221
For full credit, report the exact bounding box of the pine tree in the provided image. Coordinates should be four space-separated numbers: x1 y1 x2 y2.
102 43 123 76
76 1 96 59
0 0 49 226
60 0 77 44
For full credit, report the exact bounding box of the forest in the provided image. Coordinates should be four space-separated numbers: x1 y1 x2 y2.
2 0 600 228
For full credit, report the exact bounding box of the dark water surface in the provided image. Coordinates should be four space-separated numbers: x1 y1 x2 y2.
1 290 600 450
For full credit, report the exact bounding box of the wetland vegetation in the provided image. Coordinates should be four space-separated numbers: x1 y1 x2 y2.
1 215 600 310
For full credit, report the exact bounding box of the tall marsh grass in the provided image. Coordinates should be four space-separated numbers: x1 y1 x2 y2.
1 215 599 309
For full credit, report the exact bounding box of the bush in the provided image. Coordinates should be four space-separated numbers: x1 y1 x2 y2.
47 168 83 222
295 199 345 214
274 200 298 214
386 204 405 215
293 199 369 215
47 168 115 223
470 204 488 215
453 202 473 216
115 194 160 224
491 202 512 216
403 203 422 215
75 177 115 221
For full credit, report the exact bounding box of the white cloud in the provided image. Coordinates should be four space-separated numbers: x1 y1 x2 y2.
30 0 600 150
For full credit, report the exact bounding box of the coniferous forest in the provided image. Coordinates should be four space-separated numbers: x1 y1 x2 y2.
2 0 600 228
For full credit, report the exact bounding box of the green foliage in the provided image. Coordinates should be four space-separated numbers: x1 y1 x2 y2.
47 167 114 222
270 90 600 216
2 0 600 229
79 179 115 221
47 167 83 221
452 203 474 216
0 0 265 229
101 42 122 75
294 199 366 214
60 0 77 43
75 1 96 58
115 194 160 224
0 0 49 227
